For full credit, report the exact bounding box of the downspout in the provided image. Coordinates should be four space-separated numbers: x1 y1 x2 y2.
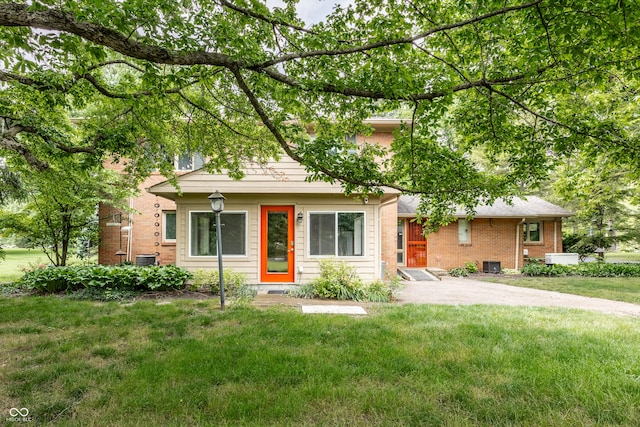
515 218 526 270
127 196 134 262
554 219 558 253
378 195 399 280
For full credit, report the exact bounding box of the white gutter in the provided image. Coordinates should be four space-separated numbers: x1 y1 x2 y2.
127 196 134 262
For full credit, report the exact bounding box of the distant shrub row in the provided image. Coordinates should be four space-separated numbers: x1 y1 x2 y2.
20 265 193 294
522 262 640 277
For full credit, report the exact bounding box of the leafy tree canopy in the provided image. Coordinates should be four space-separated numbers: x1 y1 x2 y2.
0 152 134 265
1 0 639 226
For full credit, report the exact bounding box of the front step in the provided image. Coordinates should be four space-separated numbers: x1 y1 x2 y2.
426 268 449 277
397 268 440 281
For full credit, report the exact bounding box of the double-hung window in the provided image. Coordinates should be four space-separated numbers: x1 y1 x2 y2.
177 152 205 171
189 211 247 257
523 221 542 243
309 212 365 256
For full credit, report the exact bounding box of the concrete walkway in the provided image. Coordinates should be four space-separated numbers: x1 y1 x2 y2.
396 276 640 317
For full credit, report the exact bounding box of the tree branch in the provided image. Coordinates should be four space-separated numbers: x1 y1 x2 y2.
249 0 543 69
230 66 405 192
0 3 238 67
1 126 49 171
218 0 316 35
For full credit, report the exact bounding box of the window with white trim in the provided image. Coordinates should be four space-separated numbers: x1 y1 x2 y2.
163 211 176 242
309 212 365 256
177 152 205 171
523 221 542 243
458 219 471 244
189 211 247 256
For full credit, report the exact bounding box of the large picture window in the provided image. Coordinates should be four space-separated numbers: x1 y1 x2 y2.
309 212 364 256
189 211 247 256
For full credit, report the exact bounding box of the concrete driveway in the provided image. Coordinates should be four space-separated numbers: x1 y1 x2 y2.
396 276 640 317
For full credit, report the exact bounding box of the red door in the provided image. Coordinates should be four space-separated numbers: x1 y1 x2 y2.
260 206 295 282
406 221 427 267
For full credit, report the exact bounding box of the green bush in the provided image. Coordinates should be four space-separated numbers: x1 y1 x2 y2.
20 265 192 294
294 259 396 302
521 262 640 277
464 262 479 273
191 269 250 296
449 267 469 277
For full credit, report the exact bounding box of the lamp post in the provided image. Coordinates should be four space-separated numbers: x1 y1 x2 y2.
208 191 226 310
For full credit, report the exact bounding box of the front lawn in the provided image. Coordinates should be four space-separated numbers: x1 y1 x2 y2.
606 252 640 262
0 248 96 284
0 248 48 283
481 276 640 305
1 298 639 426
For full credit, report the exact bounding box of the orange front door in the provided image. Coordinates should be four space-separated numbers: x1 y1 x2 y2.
260 206 295 282
406 220 427 267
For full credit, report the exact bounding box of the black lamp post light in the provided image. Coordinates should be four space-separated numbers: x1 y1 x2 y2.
208 190 226 310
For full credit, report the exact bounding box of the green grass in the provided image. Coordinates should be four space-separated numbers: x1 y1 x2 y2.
0 248 96 284
0 248 49 283
483 276 640 304
606 252 640 262
1 298 640 426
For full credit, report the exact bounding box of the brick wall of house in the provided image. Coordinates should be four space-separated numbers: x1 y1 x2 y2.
426 218 563 271
98 172 177 266
380 198 398 279
523 219 563 260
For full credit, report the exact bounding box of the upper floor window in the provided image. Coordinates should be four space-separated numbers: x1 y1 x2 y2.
345 133 357 144
177 152 205 171
524 221 542 243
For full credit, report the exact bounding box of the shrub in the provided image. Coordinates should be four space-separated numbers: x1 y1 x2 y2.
20 265 192 294
293 259 396 302
310 258 366 300
521 262 640 277
191 269 249 296
449 267 468 277
365 279 394 302
464 262 479 273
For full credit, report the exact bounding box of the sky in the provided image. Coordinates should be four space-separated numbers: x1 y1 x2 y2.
266 0 354 25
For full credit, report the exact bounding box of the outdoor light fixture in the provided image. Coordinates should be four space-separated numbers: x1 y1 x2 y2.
297 212 304 224
208 191 226 310
208 190 225 213
115 249 127 265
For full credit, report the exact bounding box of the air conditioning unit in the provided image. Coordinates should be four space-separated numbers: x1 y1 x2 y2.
545 253 579 265
482 261 501 274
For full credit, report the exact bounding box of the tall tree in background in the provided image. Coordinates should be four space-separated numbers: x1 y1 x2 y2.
1 0 639 227
547 154 639 257
0 155 133 266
